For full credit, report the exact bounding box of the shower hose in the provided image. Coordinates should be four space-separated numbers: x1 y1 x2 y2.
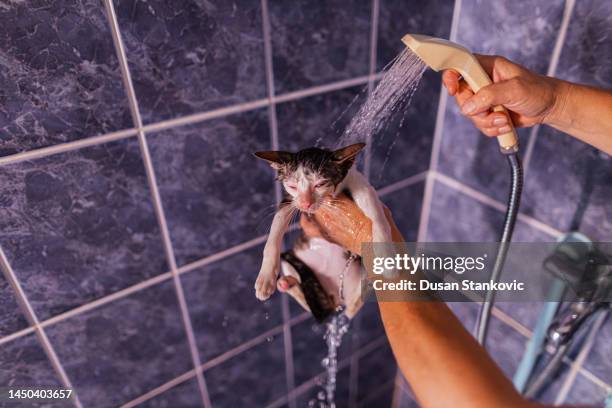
476 153 524 346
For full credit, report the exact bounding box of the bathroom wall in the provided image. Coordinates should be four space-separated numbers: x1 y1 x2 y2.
1 1 609 407
0 1 454 407
406 0 612 406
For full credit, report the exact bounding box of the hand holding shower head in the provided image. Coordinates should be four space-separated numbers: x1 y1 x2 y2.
401 34 523 347
402 34 519 153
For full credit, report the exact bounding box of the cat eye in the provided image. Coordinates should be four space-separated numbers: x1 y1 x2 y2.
286 184 297 190
314 181 328 188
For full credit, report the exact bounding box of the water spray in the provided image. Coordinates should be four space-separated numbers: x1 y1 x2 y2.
401 34 524 346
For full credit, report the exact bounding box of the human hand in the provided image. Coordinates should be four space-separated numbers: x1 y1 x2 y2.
300 194 404 254
442 55 563 137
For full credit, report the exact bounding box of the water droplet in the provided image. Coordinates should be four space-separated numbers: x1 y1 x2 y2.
266 336 273 342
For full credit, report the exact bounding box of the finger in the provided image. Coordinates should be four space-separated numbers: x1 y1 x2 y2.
453 80 474 106
442 70 461 95
460 79 519 116
481 127 501 137
471 112 509 129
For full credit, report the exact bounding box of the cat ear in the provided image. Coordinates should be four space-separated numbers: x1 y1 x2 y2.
254 151 292 169
332 143 366 163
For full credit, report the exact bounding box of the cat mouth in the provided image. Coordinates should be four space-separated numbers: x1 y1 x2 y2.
298 204 319 213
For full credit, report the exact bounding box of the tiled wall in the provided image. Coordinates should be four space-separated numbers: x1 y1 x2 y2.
0 0 453 407
397 0 611 406
1 1 609 408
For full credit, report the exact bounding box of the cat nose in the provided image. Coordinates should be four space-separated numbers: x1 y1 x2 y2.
298 199 312 209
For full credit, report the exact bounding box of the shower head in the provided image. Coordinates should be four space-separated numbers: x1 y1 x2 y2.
402 34 519 153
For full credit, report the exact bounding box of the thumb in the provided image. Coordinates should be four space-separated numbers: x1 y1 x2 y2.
460 79 519 116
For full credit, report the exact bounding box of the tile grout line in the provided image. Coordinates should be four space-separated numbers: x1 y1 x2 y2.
273 75 373 105
0 248 83 408
122 324 284 408
432 171 564 238
353 2 380 404
0 74 377 169
555 309 608 405
123 313 308 408
576 364 612 393
360 378 396 406
363 0 380 181
0 128 138 166
416 0 462 244
377 170 428 197
260 2 297 406
266 335 389 408
522 0 576 173
178 234 268 275
40 272 174 329
410 0 461 399
0 326 35 347
410 4 464 396
1 233 267 349
390 376 402 408
120 369 196 408
101 1 211 407
392 372 416 408
142 98 270 134
487 304 612 392
490 304 612 393
199 325 285 372
491 307 532 338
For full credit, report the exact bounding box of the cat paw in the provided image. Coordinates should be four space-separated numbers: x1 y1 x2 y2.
254 259 279 300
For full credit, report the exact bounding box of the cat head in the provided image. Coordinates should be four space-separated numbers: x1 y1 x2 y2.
254 143 365 213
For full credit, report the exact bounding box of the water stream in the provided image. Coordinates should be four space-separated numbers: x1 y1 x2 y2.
336 48 427 149
309 254 356 408
308 49 427 407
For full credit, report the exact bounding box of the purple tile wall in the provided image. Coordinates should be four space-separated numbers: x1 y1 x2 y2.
4 0 608 407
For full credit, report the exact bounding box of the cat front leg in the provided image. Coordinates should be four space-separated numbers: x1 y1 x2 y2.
255 204 294 300
343 169 399 278
343 169 392 242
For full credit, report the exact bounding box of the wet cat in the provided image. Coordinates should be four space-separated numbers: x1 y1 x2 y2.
253 143 392 301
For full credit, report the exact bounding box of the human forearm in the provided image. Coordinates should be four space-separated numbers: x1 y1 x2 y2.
545 78 612 155
379 301 533 408
378 214 531 407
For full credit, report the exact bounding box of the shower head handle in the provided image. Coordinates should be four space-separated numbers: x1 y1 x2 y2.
402 34 519 153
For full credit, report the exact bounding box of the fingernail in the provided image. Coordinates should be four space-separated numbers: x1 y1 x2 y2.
493 117 507 126
498 125 511 133
462 101 476 114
